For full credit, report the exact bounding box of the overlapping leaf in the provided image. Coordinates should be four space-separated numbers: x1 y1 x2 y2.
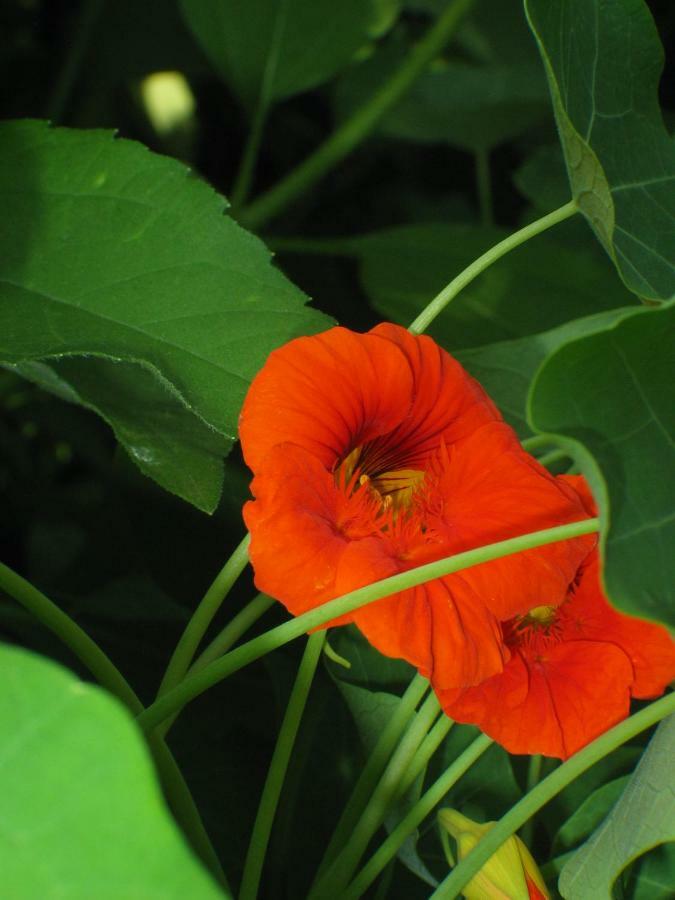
0 120 331 510
559 715 675 899
525 0 675 301
342 223 634 348
456 308 632 436
528 303 675 625
0 643 226 899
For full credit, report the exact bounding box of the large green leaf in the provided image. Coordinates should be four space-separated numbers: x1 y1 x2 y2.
455 308 632 436
528 303 675 625
347 223 634 348
559 715 675 899
0 643 226 899
336 0 550 153
525 0 675 301
0 120 331 508
179 0 380 110
7 358 228 513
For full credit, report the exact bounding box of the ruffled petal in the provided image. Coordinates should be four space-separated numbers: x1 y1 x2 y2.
239 326 415 471
367 324 501 469
567 556 675 699
243 443 381 617
334 541 506 688
428 422 596 620
439 640 634 758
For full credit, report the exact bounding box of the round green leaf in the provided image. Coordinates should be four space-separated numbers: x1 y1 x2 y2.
528 304 675 626
0 643 227 899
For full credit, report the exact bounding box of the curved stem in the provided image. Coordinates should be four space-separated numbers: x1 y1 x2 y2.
344 734 494 899
0 559 228 890
156 590 273 740
408 200 578 334
521 434 559 453
430 695 675 899
314 673 430 882
538 449 571 470
157 533 250 698
0 559 142 713
311 693 442 898
238 0 476 230
239 631 326 900
136 518 599 733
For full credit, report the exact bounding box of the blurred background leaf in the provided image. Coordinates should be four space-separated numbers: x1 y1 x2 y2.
179 0 390 112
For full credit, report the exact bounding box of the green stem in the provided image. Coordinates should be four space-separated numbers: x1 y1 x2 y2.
156 590 273 740
519 754 543 847
430 695 675 899
192 591 274 674
312 693 442 898
0 559 142 713
136 518 599 733
47 0 105 121
396 714 454 799
408 200 578 334
238 0 476 230
521 434 558 454
538 449 570 470
344 734 494 899
314 673 430 881
475 148 493 225
0 559 228 890
157 534 250 698
239 631 326 900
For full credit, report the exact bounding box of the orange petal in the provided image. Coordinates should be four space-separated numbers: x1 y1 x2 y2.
239 326 414 471
370 323 501 468
243 443 380 618
428 423 596 620
439 640 634 758
569 556 675 699
335 540 507 688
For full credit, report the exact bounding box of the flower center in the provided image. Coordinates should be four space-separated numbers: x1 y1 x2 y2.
335 445 425 514
506 604 561 649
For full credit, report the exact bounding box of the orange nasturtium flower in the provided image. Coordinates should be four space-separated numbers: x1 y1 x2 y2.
240 324 594 691
435 478 675 758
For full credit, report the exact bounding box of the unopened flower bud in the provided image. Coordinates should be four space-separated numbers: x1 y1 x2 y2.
438 809 549 900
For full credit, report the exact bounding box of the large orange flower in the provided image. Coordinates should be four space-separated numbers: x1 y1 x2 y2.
240 325 594 690
435 480 675 758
